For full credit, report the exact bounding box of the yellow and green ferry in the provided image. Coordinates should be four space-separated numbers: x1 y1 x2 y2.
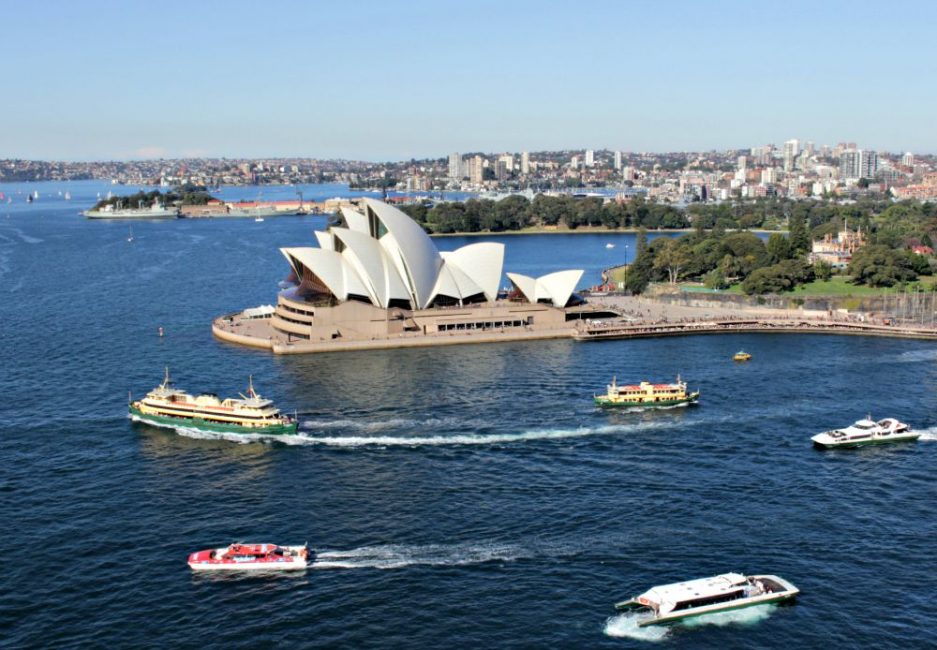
594 375 699 409
129 369 297 436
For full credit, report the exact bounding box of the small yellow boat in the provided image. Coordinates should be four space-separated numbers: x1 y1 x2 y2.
733 351 752 362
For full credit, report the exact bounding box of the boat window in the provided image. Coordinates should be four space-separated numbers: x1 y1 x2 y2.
673 589 745 611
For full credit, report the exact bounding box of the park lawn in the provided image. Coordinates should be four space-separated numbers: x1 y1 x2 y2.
717 275 936 296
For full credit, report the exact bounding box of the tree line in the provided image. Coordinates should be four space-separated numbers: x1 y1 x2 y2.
624 199 937 294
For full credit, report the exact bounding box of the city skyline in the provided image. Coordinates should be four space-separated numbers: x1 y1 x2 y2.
5 0 937 160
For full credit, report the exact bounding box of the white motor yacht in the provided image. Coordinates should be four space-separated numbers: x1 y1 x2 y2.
614 573 799 627
812 417 916 449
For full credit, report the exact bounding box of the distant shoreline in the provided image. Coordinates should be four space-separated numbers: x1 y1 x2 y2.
430 227 786 237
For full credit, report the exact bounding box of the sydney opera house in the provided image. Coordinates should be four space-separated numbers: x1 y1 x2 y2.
214 199 608 353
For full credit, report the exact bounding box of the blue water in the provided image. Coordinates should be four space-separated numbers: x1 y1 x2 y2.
2 183 936 648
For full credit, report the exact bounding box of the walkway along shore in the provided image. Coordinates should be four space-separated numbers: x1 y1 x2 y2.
213 309 937 355
573 317 937 341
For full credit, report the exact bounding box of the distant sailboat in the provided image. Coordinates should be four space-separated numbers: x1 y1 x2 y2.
605 243 615 249
32 190 39 200
127 226 134 243
64 191 71 200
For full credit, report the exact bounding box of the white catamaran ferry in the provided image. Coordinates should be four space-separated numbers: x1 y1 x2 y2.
811 417 917 449
614 573 799 627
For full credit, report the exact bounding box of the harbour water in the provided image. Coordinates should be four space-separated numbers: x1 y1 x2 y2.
2 183 937 647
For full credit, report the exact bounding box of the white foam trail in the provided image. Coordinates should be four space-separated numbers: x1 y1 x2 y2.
681 603 776 628
312 542 528 570
283 422 664 447
916 426 937 441
136 415 666 447
604 603 777 641
898 349 937 362
301 417 463 433
603 613 669 642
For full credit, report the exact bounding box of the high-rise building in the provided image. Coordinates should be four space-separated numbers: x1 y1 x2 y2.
783 139 800 172
585 150 595 167
860 150 879 178
902 152 914 167
495 159 508 181
614 151 622 170
470 155 484 185
570 155 580 169
498 154 514 173
737 155 747 171
448 152 462 180
521 151 530 175
840 149 878 180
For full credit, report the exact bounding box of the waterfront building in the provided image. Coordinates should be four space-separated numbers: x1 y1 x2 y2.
469 155 484 185
495 159 508 181
216 199 589 352
448 152 462 180
498 154 514 173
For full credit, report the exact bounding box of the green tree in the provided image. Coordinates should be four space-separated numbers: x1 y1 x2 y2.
766 233 792 263
814 259 833 281
788 210 809 254
654 238 692 284
849 244 919 287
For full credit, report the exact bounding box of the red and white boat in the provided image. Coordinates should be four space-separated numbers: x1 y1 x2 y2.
187 543 310 571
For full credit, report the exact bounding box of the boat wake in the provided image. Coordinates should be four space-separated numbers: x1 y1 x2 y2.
603 603 777 641
603 613 669 642
916 426 937 441
143 416 667 448
681 603 777 628
312 542 532 570
280 421 665 447
300 416 464 433
898 349 937 363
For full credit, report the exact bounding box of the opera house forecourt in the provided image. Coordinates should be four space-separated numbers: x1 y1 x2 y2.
213 198 610 354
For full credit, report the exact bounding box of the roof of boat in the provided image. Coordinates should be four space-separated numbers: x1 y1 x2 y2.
640 572 748 605
853 419 876 427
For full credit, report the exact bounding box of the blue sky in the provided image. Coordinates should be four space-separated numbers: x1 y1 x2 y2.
5 0 936 160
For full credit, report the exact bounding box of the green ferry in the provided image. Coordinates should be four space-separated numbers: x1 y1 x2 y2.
129 370 297 435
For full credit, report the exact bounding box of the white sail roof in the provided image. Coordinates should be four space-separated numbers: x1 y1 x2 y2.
364 199 442 308
279 200 568 312
340 206 370 234
506 269 583 307
441 242 505 302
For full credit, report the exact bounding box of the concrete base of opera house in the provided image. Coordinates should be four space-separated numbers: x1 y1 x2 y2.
211 295 609 355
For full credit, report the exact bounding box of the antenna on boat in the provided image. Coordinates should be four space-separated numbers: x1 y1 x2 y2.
162 367 171 387
247 375 256 398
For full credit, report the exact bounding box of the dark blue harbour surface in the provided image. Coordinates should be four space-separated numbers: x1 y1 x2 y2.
2 183 936 648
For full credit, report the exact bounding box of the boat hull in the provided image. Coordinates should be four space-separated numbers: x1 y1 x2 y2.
637 591 797 627
128 405 298 436
811 433 920 449
594 393 700 409
188 559 307 571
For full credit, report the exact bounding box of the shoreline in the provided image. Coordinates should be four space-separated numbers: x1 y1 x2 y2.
430 227 786 237
213 310 937 355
